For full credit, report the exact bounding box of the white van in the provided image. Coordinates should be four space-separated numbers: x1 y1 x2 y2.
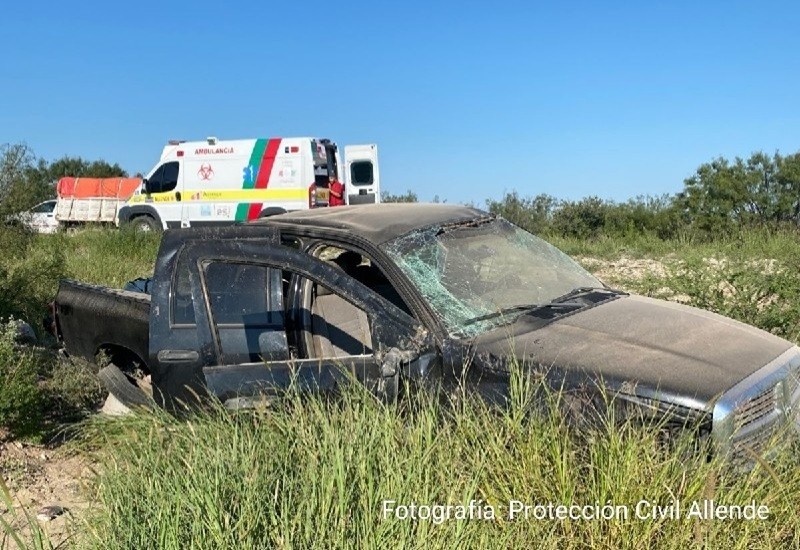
118 137 380 231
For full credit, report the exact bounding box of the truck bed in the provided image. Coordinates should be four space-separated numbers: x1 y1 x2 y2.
55 279 151 368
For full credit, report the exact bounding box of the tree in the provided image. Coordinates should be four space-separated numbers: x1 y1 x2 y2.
486 192 557 234
382 190 418 203
1 144 131 216
0 143 53 215
43 156 127 180
677 150 800 233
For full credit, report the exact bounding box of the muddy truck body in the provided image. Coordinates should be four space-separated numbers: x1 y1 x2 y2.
53 204 800 463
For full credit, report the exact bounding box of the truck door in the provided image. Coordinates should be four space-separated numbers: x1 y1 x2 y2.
181 241 430 405
343 144 380 204
143 161 183 228
147 226 282 408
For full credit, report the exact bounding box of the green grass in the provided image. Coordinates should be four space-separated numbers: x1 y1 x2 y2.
58 228 160 287
549 227 800 262
69 383 800 549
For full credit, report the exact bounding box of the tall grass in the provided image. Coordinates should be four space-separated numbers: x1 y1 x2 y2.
72 379 800 549
550 227 800 262
58 229 160 287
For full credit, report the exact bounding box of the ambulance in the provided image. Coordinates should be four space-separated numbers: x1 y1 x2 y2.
117 136 381 231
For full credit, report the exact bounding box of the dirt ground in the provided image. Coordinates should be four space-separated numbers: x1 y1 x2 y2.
0 257 660 546
0 438 94 548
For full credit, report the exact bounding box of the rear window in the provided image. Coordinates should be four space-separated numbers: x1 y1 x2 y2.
350 161 374 186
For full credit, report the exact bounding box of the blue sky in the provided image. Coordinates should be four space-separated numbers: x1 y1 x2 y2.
2 0 798 206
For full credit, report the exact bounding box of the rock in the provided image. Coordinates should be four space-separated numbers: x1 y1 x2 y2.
100 392 132 416
12 320 37 346
36 505 65 522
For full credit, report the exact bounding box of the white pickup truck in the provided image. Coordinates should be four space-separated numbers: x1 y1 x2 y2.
9 199 60 233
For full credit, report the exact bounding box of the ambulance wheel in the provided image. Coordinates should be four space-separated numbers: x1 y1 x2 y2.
258 207 287 218
131 215 161 232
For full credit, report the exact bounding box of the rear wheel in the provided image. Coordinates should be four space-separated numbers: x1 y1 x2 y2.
96 347 154 411
131 215 160 232
98 363 154 410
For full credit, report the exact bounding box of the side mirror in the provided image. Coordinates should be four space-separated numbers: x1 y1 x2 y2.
142 178 151 195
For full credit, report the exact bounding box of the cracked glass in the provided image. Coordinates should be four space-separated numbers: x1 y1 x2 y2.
382 218 603 337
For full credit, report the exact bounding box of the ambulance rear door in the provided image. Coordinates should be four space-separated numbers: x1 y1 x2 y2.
343 144 380 204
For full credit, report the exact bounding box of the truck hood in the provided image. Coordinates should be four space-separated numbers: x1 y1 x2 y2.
472 295 793 405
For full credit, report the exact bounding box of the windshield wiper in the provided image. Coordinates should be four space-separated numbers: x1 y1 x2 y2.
549 286 624 304
462 302 582 327
462 287 625 328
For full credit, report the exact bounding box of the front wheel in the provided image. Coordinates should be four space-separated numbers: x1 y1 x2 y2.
131 215 161 232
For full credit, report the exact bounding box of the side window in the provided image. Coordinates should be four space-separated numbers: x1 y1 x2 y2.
147 165 163 193
148 161 180 193
349 161 374 186
31 201 55 213
203 261 288 364
315 245 411 314
172 265 196 325
293 245 414 360
303 277 374 359
161 162 180 192
205 263 277 324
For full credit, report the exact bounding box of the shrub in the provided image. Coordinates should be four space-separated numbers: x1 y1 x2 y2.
631 254 800 344
0 225 66 326
0 319 44 439
41 356 105 423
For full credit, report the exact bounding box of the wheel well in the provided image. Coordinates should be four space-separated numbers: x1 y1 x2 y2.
258 207 287 218
96 344 149 376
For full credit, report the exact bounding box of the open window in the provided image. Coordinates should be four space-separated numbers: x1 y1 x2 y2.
308 245 411 315
202 261 288 365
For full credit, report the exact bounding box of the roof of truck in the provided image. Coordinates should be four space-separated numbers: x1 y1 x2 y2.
254 203 490 245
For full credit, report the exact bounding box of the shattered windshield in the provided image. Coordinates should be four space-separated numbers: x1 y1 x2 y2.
382 217 603 337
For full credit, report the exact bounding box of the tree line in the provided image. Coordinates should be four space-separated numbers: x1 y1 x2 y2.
0 142 126 216
3 141 800 240
385 150 800 240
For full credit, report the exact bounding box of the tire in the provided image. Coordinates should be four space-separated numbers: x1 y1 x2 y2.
98 363 155 410
131 215 161 232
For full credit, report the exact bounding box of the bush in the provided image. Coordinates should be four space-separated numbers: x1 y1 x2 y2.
0 225 66 326
486 192 557 234
629 248 800 344
0 319 44 439
41 356 105 423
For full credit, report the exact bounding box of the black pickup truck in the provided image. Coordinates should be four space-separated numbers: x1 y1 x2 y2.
54 204 800 462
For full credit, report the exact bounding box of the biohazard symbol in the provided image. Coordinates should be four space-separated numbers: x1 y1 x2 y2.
198 163 214 181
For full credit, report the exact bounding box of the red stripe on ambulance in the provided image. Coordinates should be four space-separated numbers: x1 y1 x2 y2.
246 138 282 221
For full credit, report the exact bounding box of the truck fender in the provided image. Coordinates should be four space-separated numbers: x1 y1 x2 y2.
258 207 287 218
118 205 165 229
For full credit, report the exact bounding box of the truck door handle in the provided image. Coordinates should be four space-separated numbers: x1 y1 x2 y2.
157 349 199 363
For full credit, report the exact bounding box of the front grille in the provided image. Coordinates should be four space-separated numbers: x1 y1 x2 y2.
730 388 782 463
734 386 777 431
713 347 800 466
